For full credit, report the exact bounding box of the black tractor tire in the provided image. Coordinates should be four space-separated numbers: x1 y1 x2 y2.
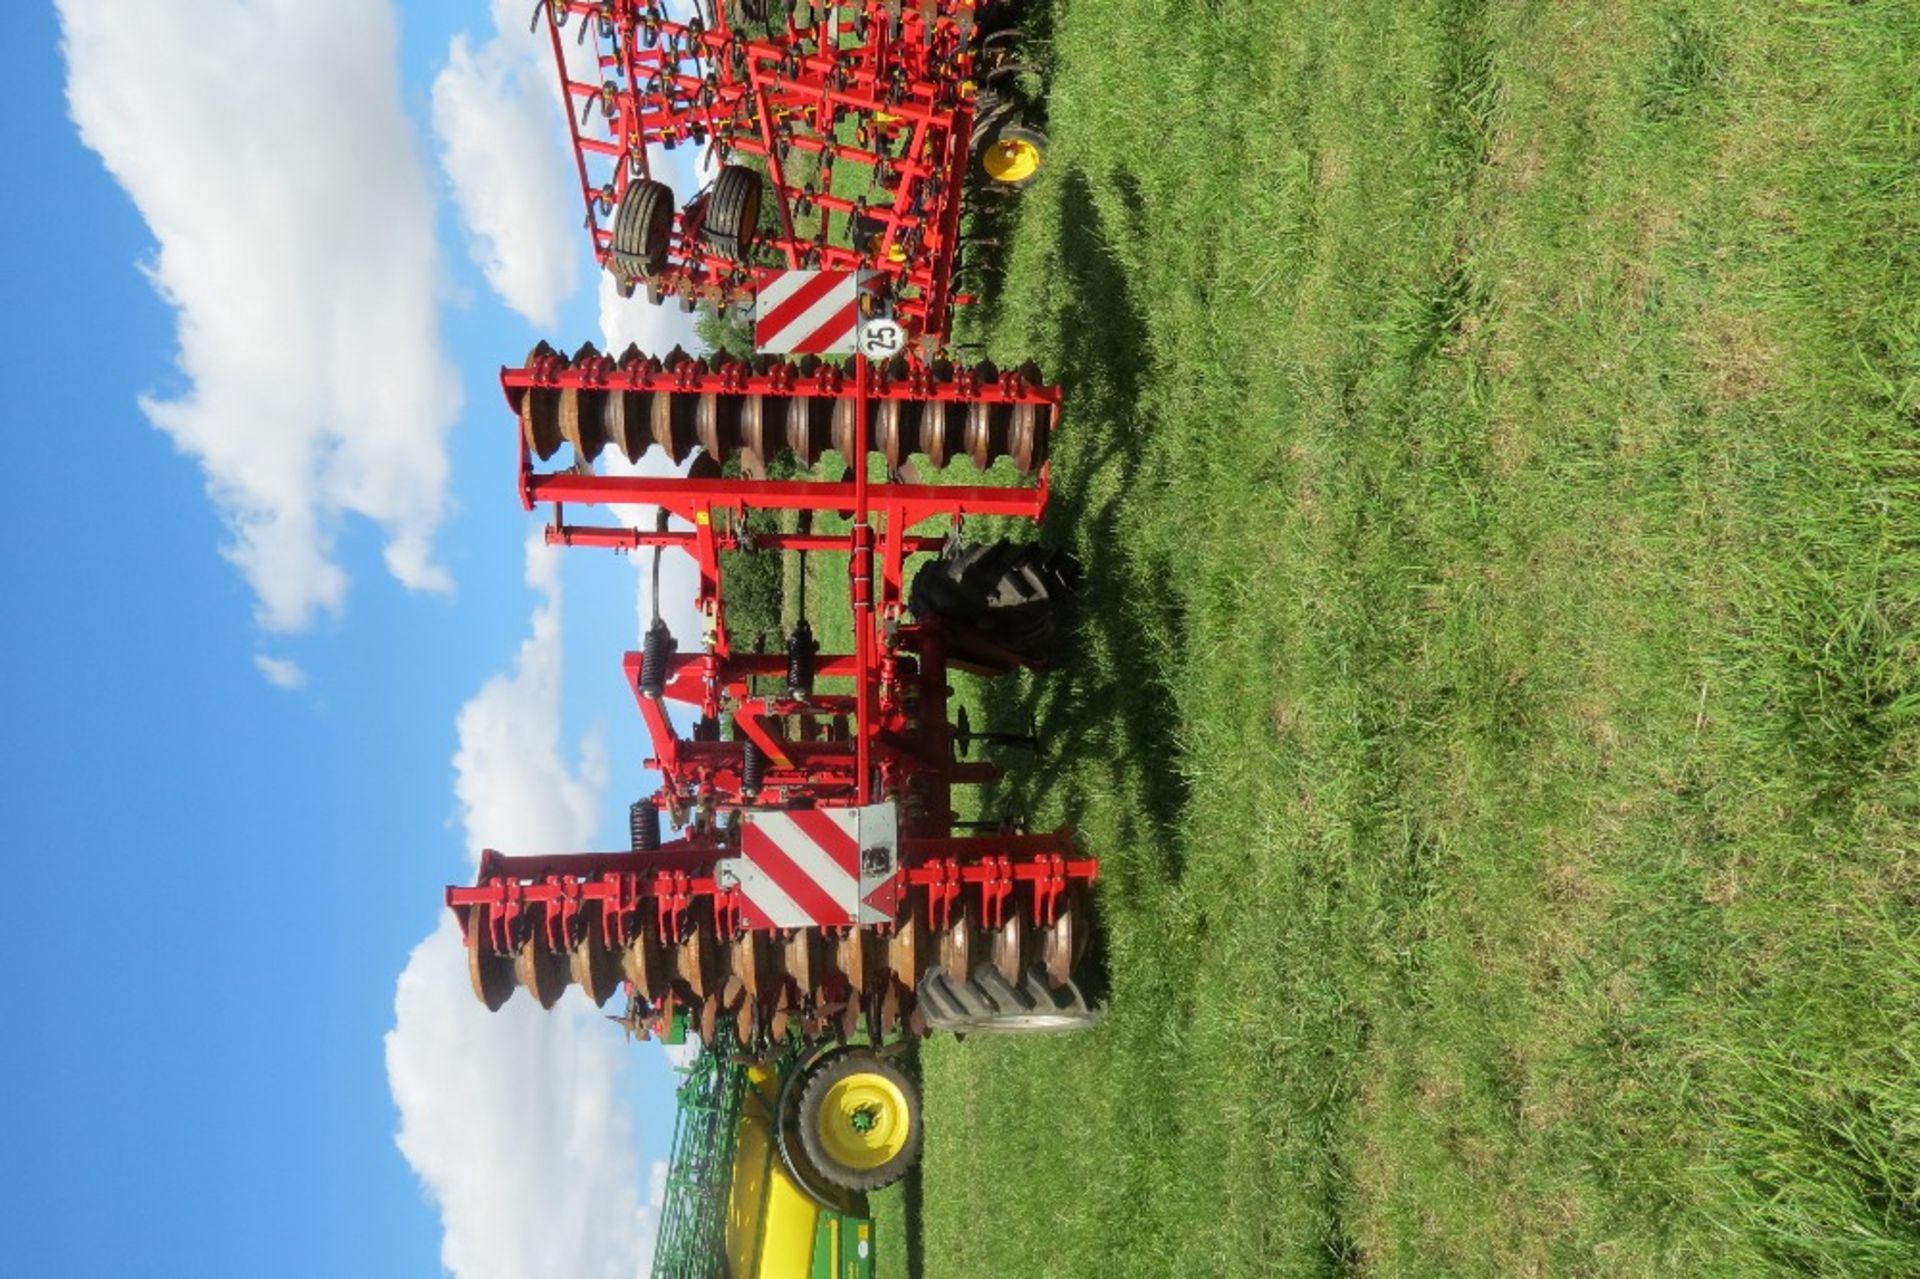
702 165 764 262
795 1050 923 1193
610 179 675 279
909 539 1079 666
916 965 1104 1035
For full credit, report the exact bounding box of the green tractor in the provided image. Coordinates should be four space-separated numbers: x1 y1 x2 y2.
651 1015 922 1279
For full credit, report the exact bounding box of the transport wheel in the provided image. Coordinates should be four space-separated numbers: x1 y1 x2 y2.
908 539 1080 666
978 123 1046 189
611 179 675 278
702 165 763 261
916 966 1103 1035
466 908 514 1011
797 1052 923 1193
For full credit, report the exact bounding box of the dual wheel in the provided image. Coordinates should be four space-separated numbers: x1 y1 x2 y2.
609 165 763 284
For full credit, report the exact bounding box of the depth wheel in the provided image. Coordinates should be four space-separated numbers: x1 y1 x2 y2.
978 122 1046 190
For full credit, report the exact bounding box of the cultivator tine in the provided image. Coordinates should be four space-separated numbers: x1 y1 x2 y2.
466 907 515 1012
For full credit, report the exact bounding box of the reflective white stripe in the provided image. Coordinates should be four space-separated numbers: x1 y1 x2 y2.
753 810 860 902
722 855 815 929
772 288 854 351
753 268 815 314
754 269 860 353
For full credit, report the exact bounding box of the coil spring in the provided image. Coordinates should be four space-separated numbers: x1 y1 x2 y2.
629 801 661 852
639 618 675 697
786 620 817 698
741 740 767 798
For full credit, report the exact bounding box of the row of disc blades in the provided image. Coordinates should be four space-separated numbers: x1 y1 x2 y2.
466 887 1088 1043
514 342 1049 475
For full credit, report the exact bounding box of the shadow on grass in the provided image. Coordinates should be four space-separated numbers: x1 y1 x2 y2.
968 166 1192 889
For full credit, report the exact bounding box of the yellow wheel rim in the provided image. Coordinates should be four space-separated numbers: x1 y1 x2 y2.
816 1071 912 1170
982 138 1041 185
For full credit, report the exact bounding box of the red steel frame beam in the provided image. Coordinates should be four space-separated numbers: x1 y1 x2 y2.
450 829 1097 951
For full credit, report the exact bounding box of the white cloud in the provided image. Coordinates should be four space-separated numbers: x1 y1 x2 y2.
598 269 707 357
387 535 660 1279
253 653 309 691
57 0 460 634
451 535 609 852
388 922 662 1279
431 5 580 328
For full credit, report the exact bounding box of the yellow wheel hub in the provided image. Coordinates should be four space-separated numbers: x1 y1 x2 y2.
983 137 1041 185
815 1071 912 1170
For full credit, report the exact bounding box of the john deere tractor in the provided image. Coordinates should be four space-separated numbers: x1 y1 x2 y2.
652 1016 922 1279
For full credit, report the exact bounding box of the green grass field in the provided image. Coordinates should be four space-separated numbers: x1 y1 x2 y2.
860 2 1920 1276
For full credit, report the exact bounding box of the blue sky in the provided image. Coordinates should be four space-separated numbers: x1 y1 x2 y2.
3 2 708 1273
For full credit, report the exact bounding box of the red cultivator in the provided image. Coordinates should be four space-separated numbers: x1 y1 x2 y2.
448 2 1090 1049
448 342 1103 1044
539 0 1041 342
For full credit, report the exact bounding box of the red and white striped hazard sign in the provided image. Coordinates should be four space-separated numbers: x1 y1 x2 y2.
754 269 875 355
720 804 900 930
